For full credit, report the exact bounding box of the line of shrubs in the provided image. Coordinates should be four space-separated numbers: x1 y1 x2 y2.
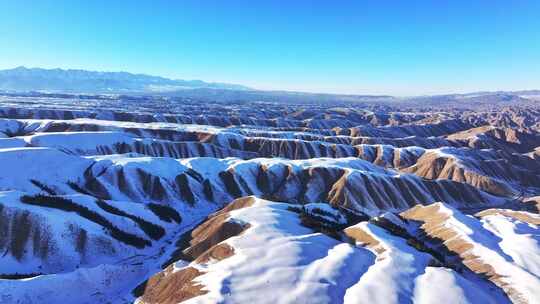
0 272 43 280
287 205 350 240
96 199 165 240
67 182 182 225
30 179 56 196
20 194 151 249
147 203 182 223
66 181 93 196
308 206 344 223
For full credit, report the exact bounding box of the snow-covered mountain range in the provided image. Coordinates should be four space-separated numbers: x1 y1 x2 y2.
0 67 251 93
0 93 538 303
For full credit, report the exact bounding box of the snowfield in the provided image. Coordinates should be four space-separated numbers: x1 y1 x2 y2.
0 95 538 303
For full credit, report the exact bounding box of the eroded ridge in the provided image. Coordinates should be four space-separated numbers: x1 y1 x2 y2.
0 94 538 303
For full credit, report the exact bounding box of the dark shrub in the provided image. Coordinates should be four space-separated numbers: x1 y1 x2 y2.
30 180 56 195
0 273 43 279
10 211 32 261
66 181 92 196
148 203 181 223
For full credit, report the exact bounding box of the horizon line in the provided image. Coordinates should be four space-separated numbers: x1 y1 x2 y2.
1 65 538 98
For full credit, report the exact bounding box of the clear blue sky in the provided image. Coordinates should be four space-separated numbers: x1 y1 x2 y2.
0 0 539 95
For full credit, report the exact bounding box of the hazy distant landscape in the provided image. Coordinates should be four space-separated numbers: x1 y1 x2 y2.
1 66 539 107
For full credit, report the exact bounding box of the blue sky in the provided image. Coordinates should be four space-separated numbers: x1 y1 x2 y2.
0 0 539 95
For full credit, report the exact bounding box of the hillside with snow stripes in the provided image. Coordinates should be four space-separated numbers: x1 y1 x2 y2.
0 94 538 303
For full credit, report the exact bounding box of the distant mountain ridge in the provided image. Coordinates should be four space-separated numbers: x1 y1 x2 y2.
0 67 538 106
0 66 252 93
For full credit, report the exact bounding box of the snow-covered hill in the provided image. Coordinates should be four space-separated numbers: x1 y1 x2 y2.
0 95 538 303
